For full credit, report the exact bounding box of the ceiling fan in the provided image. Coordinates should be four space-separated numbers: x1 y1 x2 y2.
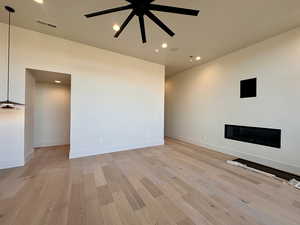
84 0 200 43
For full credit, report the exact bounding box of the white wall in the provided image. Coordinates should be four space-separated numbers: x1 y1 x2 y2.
0 23 165 169
24 70 35 162
33 82 70 148
0 110 24 168
166 27 300 175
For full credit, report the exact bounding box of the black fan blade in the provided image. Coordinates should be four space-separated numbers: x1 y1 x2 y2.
0 100 24 105
114 11 135 38
85 5 132 18
139 15 147 43
8 101 24 106
149 4 199 16
145 11 175 37
126 0 154 2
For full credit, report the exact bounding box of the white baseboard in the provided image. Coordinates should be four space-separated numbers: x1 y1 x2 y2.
69 140 165 159
34 142 70 148
0 160 24 170
168 136 300 176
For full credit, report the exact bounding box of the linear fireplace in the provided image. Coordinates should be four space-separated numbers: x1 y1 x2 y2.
225 125 281 148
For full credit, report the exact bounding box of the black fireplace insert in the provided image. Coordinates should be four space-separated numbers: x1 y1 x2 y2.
225 125 281 148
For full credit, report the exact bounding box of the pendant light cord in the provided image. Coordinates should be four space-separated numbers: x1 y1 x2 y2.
7 11 11 101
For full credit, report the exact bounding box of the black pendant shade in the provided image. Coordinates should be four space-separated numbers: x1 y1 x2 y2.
1 6 24 109
84 0 200 43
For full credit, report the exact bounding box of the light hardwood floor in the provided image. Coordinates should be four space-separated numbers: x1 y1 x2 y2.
0 138 299 225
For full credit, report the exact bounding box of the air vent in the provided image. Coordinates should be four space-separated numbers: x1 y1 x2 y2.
37 20 57 28
170 48 179 52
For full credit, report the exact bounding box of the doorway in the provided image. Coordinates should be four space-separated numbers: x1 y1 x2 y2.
25 69 71 162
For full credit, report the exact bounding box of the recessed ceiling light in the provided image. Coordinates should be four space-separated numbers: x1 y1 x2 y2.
161 43 168 49
196 56 201 61
34 0 44 4
155 49 159 53
54 80 61 84
113 24 120 32
189 56 193 62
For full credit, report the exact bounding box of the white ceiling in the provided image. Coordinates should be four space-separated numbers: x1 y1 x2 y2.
29 69 71 85
1 0 300 76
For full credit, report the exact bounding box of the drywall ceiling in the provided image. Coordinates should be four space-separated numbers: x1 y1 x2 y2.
1 0 300 76
29 69 71 85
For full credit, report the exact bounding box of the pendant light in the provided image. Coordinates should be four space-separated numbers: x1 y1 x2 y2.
0 6 24 109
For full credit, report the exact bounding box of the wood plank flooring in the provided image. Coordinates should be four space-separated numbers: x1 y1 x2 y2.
0 139 299 225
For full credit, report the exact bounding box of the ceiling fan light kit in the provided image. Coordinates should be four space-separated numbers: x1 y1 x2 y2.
84 0 200 43
1 6 24 109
